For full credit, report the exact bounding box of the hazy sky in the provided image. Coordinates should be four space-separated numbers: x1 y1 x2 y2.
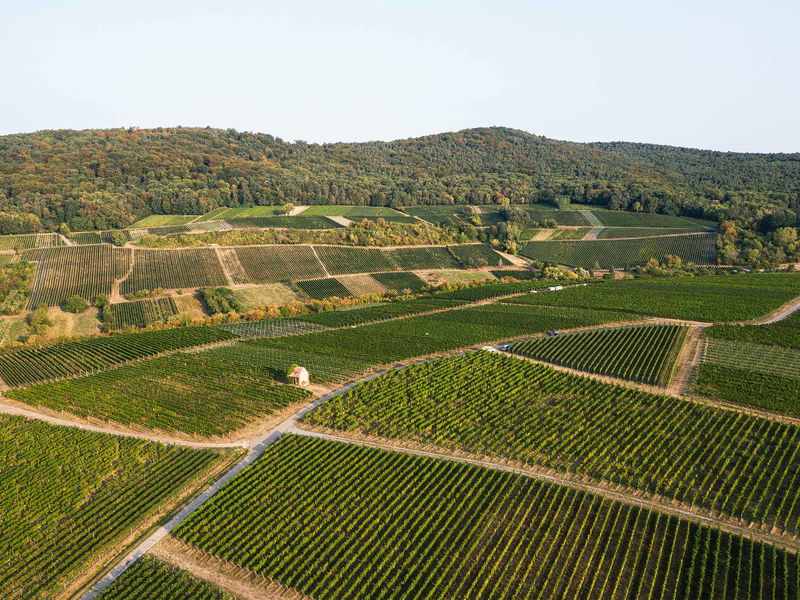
2 0 798 152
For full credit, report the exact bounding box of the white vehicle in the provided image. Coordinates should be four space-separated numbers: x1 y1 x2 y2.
546 285 564 291
481 346 498 352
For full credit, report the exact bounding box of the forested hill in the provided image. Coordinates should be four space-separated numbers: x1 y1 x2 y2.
0 126 798 233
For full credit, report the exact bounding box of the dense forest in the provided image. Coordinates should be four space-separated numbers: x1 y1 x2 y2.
0 126 798 265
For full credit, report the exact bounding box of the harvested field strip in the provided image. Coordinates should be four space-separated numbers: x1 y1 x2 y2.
509 324 688 386
174 434 797 600
337 274 387 297
305 351 800 536
216 318 330 339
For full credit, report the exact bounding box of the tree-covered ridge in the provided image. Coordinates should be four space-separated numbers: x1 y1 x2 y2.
1 126 798 234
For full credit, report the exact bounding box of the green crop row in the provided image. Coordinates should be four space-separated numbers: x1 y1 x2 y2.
174 434 797 600
306 351 800 535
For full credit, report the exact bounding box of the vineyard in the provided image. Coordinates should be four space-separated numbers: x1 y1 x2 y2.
23 244 130 308
121 248 227 294
591 210 712 228
217 318 329 338
110 296 179 329
174 434 796 600
523 206 591 226
402 205 470 225
0 326 235 386
131 215 201 227
449 243 510 267
372 271 429 293
251 303 632 374
302 205 406 217
296 297 465 327
702 338 800 380
519 233 717 269
387 246 461 269
696 363 800 417
706 310 800 349
296 277 352 299
597 227 704 238
305 351 800 534
6 352 310 436
96 556 233 599
233 246 327 282
338 274 388 296
0 233 65 250
315 245 397 274
506 273 800 322
223 215 341 229
0 415 227 599
508 324 688 386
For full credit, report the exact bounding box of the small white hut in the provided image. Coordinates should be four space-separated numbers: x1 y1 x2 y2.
288 366 310 386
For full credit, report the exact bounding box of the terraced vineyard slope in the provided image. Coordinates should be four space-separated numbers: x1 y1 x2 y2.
508 324 688 386
305 351 800 535
174 434 797 600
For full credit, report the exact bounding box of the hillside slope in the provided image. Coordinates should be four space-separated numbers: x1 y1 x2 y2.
0 127 798 232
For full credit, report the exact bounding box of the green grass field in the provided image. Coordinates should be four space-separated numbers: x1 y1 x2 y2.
130 215 200 227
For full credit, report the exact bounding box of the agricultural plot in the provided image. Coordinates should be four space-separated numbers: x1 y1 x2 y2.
506 273 800 322
597 227 705 238
0 233 65 250
509 324 688 386
233 245 327 282
7 352 309 436
302 205 406 217
591 210 713 228
69 231 105 244
448 243 509 267
256 303 632 370
297 298 466 328
402 205 472 226
223 215 341 229
338 274 387 296
198 206 285 220
707 310 800 349
96 556 233 600
175 434 796 600
194 207 231 222
110 296 179 329
0 326 235 386
0 415 227 599
520 233 717 269
703 338 800 380
131 215 200 227
315 245 397 274
121 248 227 294
523 206 591 226
387 246 461 270
433 279 572 301
549 227 592 239
24 244 130 308
217 318 330 338
371 271 429 293
306 351 800 535
296 277 352 299
202 341 372 383
490 268 539 280
232 283 302 310
696 363 800 417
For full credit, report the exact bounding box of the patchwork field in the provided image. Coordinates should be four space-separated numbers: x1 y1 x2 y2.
520 233 717 269
121 248 227 294
0 415 229 598
505 273 800 322
233 245 327 282
305 351 800 534
174 434 796 600
508 324 688 386
7 352 310 436
110 296 179 329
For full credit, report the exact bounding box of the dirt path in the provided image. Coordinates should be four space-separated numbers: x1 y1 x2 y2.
530 229 555 240
287 206 308 216
667 325 707 396
109 248 135 303
80 377 382 599
749 295 800 325
578 210 603 227
494 250 530 267
309 245 331 277
581 227 604 240
215 247 249 286
151 537 313 600
326 215 353 227
56 232 74 246
292 427 800 552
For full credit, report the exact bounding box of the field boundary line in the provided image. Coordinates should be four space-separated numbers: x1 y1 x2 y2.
79 378 377 599
309 245 331 277
150 537 315 600
291 426 800 553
